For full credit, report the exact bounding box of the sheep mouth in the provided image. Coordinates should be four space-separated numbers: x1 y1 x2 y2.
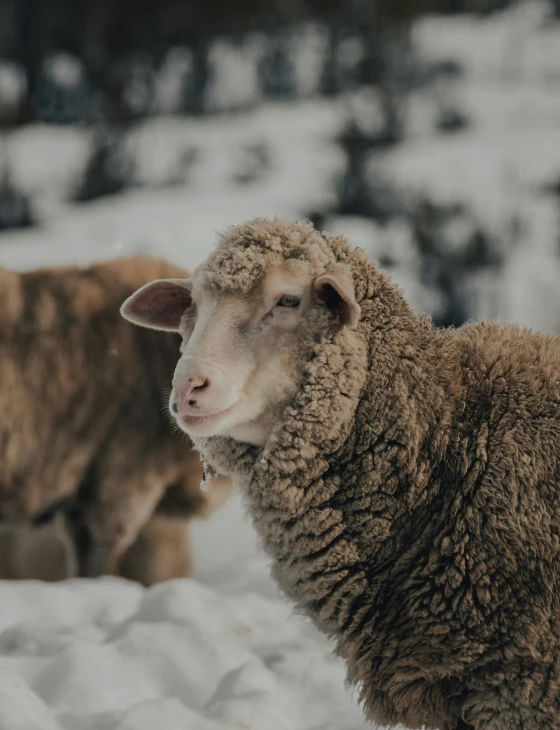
178 404 236 429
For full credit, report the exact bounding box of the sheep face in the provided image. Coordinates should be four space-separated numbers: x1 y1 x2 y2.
122 257 360 446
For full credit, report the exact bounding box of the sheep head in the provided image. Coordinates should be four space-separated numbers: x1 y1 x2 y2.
121 218 363 445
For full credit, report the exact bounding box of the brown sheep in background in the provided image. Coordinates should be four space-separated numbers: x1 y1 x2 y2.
124 217 560 729
0 256 231 584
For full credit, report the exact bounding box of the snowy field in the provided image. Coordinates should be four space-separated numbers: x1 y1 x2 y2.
0 497 374 730
0 499 379 730
0 577 366 730
0 3 559 729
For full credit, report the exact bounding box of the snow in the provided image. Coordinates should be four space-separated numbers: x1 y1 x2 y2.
206 39 262 112
154 48 193 115
0 573 371 730
42 54 84 92
0 100 344 276
0 3 559 728
367 0 560 327
291 25 328 97
412 1 556 82
0 61 27 117
0 493 375 730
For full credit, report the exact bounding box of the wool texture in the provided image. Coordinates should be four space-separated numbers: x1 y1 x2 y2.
0 256 230 583
194 218 560 730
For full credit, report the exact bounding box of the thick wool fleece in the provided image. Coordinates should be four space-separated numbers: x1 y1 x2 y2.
194 218 560 730
0 256 230 583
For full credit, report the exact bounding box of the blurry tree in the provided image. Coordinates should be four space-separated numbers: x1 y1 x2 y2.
335 120 403 221
258 32 296 99
412 200 502 327
73 125 134 202
33 52 88 123
2 0 485 124
0 166 33 230
0 52 33 230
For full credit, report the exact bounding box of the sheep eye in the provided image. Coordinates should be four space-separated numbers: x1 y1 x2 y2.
276 295 300 308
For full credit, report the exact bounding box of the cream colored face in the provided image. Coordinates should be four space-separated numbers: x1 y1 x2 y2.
170 260 314 444
121 258 360 445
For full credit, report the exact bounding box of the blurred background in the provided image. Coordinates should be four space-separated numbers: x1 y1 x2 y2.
0 5 559 724
0 0 559 330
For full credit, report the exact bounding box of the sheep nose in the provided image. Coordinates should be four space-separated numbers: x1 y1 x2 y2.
173 376 211 408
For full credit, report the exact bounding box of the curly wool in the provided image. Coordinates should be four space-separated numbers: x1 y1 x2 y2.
195 217 560 730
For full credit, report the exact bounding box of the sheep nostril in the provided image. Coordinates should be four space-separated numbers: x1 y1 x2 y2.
188 399 196 406
188 376 209 392
171 402 178 414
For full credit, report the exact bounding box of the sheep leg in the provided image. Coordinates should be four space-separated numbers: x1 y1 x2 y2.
0 518 76 581
119 515 193 586
82 472 167 578
113 465 231 585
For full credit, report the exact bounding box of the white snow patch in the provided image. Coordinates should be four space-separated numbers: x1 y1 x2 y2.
42 53 84 91
292 24 329 97
154 47 193 114
412 1 556 82
206 38 262 112
0 101 344 272
0 61 27 117
0 579 373 730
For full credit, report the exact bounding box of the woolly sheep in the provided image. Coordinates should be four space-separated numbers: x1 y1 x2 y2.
123 217 560 729
0 256 231 584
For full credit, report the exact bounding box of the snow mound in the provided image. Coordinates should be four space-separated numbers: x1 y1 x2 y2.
0 578 373 730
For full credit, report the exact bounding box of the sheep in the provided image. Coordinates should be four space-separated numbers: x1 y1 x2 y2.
0 516 76 582
122 216 560 729
0 256 231 584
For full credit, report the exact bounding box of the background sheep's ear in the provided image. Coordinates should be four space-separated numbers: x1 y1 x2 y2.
314 266 361 328
120 278 192 332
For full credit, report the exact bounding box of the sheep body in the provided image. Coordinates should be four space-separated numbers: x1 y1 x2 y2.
192 218 560 730
0 256 230 582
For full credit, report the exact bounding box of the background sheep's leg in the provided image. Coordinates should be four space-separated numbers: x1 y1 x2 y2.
0 517 76 581
119 515 193 586
156 470 233 521
73 433 231 580
114 470 232 585
83 473 166 578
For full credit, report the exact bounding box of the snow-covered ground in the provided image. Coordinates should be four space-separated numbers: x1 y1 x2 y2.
0 576 369 730
0 3 559 729
0 496 378 730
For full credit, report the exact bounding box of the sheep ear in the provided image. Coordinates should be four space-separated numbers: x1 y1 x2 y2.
120 278 192 332
314 266 360 328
